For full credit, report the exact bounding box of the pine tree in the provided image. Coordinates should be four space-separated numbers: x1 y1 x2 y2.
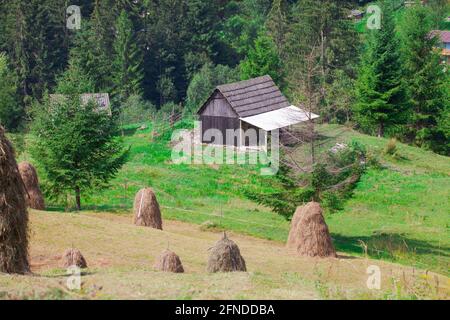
7 0 31 105
240 34 284 86
31 63 128 210
70 0 117 92
265 0 288 56
285 0 359 120
400 6 449 154
113 10 144 100
0 53 21 131
354 1 408 137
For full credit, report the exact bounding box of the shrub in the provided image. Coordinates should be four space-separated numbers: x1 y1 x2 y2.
120 95 156 125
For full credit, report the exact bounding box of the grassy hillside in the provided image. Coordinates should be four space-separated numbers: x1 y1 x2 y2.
17 121 448 276
0 210 447 300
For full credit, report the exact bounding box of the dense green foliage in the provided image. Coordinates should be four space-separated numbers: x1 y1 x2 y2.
0 53 21 130
185 63 240 114
0 0 447 155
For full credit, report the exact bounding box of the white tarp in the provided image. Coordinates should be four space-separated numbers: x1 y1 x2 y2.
240 105 319 131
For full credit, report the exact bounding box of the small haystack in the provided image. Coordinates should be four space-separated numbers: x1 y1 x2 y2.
18 162 45 210
62 248 88 268
0 126 30 274
207 233 246 273
133 188 163 230
154 250 184 273
287 202 336 258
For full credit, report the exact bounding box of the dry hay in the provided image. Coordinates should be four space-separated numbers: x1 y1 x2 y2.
133 188 163 230
62 248 87 268
18 162 45 210
0 126 30 274
286 202 337 258
207 233 246 273
154 249 184 273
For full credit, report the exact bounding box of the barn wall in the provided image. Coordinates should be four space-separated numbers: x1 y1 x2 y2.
200 92 237 118
200 116 240 146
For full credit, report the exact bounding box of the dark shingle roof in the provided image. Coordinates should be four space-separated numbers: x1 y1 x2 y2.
200 75 290 118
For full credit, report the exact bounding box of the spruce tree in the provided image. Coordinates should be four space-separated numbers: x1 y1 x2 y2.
354 1 408 137
30 62 128 210
113 10 144 100
400 6 449 154
240 34 284 86
265 0 288 57
0 53 21 131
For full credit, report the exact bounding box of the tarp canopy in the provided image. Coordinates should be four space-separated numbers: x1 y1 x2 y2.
240 105 319 131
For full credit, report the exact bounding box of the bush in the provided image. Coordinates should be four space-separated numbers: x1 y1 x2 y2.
120 95 156 125
159 102 182 116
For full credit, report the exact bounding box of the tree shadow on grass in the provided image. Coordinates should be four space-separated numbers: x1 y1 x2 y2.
34 270 96 279
45 204 131 214
332 231 450 273
121 126 139 136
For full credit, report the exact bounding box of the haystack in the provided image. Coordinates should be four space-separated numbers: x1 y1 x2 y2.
207 233 246 273
154 250 184 273
18 161 45 210
0 126 30 274
133 188 163 230
287 202 336 258
62 248 87 268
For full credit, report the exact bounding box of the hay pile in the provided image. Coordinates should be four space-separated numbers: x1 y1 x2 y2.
154 250 184 273
287 202 336 258
18 161 45 210
207 233 246 273
62 248 88 268
0 126 30 274
133 188 163 230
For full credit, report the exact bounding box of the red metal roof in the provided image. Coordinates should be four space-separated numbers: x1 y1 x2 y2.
430 30 450 43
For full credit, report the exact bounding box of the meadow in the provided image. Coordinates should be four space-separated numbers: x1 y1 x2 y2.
15 121 447 276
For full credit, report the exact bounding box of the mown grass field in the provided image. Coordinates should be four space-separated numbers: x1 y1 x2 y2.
14 121 447 276
0 210 447 300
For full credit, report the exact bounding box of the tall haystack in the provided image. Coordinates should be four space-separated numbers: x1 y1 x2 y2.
62 248 87 268
154 250 184 273
0 126 30 274
287 202 336 258
133 188 163 230
18 162 45 210
207 233 246 273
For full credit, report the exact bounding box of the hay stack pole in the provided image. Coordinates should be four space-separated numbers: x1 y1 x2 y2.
154 249 184 273
0 126 30 274
62 248 88 269
207 233 247 273
133 188 163 230
18 161 45 210
287 202 337 258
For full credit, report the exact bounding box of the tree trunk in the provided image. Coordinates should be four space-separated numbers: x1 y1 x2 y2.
75 187 81 211
310 120 315 166
377 123 384 138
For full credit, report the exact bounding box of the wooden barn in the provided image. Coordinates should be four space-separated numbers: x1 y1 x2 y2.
197 75 319 149
50 93 112 115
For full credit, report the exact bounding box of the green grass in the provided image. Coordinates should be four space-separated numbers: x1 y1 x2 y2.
16 120 449 276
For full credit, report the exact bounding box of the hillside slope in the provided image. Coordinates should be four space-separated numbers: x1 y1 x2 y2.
15 122 449 275
0 210 448 300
